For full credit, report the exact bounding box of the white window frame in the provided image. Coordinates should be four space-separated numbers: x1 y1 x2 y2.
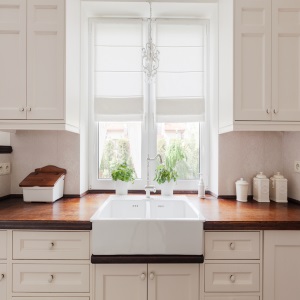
88 16 210 192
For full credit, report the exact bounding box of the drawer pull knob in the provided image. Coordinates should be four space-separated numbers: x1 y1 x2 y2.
50 242 55 249
0 274 4 281
140 273 146 280
19 107 25 112
149 272 155 280
48 274 54 283
230 274 236 283
229 242 235 250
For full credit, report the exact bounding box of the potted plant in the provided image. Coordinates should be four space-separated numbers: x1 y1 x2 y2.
154 164 178 196
111 162 135 195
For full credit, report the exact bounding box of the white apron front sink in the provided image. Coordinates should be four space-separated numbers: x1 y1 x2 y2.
90 195 205 255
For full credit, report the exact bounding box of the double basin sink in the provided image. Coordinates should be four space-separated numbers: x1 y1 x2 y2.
91 195 205 256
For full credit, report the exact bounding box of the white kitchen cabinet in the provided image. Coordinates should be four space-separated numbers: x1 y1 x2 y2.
0 231 7 300
203 231 261 300
11 230 91 299
0 264 7 300
0 0 26 120
263 231 300 300
0 0 80 133
219 0 300 133
272 0 300 121
95 263 199 300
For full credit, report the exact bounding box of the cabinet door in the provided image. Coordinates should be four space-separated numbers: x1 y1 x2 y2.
148 264 199 300
272 0 300 121
0 0 26 119
264 231 300 300
234 0 272 121
27 0 64 120
0 264 7 300
95 264 147 300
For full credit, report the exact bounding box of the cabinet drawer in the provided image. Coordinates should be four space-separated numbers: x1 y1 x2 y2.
0 231 7 259
13 263 90 293
13 231 89 259
205 232 260 259
204 297 259 300
205 264 260 292
0 263 7 298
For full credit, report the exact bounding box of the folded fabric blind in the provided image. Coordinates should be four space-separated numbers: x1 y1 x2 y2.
93 18 144 122
155 19 206 122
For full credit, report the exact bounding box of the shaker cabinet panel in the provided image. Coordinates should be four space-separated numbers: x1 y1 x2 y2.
0 0 26 119
95 264 147 300
234 0 272 121
27 0 64 120
272 0 300 121
205 263 260 293
13 263 90 293
0 264 7 300
0 231 7 260
13 231 90 260
205 231 260 260
148 264 199 300
264 231 300 300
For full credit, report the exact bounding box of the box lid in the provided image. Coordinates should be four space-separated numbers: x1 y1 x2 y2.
19 165 67 187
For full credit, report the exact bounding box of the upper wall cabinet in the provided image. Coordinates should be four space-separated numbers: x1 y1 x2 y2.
0 0 80 133
219 0 300 133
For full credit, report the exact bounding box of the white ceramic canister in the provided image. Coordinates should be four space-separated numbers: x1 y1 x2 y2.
269 172 288 203
253 172 270 202
235 178 249 202
115 180 128 195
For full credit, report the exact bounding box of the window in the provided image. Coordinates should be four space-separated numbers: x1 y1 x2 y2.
89 16 208 191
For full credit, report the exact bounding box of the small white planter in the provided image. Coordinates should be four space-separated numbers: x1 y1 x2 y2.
115 180 128 195
160 180 175 196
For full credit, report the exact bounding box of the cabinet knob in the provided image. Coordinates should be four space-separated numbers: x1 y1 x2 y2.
49 242 55 249
48 274 54 283
149 272 155 280
0 274 4 281
229 274 236 283
273 109 278 114
27 107 31 112
19 107 25 112
140 273 146 280
229 242 235 250
266 109 270 114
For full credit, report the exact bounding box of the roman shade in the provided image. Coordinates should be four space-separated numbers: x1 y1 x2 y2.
155 19 206 122
93 18 144 122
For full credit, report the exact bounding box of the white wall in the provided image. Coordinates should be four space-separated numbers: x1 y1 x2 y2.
218 131 284 196
10 131 80 195
283 132 300 201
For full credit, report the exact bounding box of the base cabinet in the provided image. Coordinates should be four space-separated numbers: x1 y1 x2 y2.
264 230 300 300
94 264 199 300
0 264 7 300
203 231 261 300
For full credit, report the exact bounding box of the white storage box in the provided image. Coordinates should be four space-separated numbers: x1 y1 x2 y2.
19 165 66 203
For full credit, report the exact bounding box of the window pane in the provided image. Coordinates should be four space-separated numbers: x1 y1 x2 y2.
98 122 141 179
157 123 199 180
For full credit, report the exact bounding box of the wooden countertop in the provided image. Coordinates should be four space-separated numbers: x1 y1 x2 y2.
0 194 300 230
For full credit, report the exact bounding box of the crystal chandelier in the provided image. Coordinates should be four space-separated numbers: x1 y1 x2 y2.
142 1 159 80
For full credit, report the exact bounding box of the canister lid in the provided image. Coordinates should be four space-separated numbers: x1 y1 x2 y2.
255 172 267 179
235 178 248 185
272 172 284 179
